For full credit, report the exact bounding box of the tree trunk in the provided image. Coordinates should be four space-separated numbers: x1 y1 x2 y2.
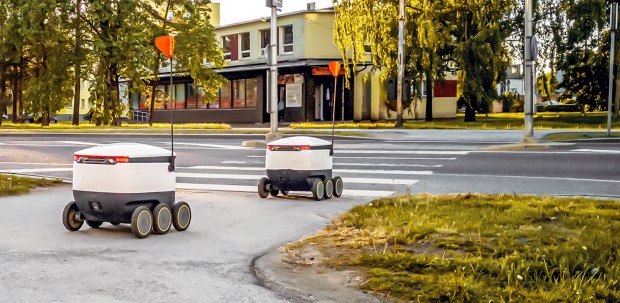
72 0 82 125
464 97 476 122
12 72 18 123
425 69 433 122
149 0 173 126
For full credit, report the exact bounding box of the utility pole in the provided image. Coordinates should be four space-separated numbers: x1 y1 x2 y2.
608 1 618 136
395 0 405 127
266 0 282 140
523 0 536 143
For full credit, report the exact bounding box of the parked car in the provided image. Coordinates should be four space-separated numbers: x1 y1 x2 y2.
22 116 58 124
536 101 581 112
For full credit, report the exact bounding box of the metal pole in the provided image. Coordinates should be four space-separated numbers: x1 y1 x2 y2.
395 0 405 127
608 2 617 136
267 6 280 139
523 0 535 142
169 57 175 172
331 76 337 155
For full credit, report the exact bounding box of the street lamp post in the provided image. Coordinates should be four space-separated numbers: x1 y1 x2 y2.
608 1 618 136
395 0 405 128
523 0 537 143
266 0 282 140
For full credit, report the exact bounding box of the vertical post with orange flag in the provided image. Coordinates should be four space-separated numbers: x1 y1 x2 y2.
155 35 176 172
328 61 341 156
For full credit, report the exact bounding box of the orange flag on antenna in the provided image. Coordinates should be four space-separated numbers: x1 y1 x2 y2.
328 61 341 78
155 36 175 58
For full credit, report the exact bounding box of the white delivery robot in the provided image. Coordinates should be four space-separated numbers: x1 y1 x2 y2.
258 136 343 201
63 143 191 239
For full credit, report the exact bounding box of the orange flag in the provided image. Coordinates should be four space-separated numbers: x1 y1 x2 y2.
155 36 175 58
328 61 341 78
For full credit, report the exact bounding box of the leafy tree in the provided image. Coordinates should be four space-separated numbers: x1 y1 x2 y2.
451 0 512 121
19 0 74 126
536 72 558 101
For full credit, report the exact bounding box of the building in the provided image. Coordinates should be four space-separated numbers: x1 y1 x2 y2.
140 3 457 124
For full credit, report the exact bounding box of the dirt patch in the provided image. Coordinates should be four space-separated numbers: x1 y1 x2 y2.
253 244 381 303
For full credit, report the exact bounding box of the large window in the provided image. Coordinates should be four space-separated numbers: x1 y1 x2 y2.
233 79 246 108
173 83 185 109
240 32 250 59
220 80 232 108
281 25 293 53
260 29 270 57
246 78 258 108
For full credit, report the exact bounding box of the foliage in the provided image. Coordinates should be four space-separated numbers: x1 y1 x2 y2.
0 174 62 196
299 194 620 302
0 0 225 126
536 72 558 101
559 47 608 111
500 91 517 112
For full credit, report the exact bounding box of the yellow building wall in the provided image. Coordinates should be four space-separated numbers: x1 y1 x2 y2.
58 80 92 116
303 13 341 58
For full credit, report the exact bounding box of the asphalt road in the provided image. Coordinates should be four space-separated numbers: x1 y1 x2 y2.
0 131 619 302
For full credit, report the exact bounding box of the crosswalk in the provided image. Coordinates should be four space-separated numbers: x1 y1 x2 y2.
0 139 472 198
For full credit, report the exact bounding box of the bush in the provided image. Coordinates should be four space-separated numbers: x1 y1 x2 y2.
500 92 517 112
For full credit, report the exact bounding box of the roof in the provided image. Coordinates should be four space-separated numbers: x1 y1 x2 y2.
215 7 335 29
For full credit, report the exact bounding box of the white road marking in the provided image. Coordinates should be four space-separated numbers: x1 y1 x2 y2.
0 162 72 166
222 161 247 164
181 165 433 175
571 149 620 154
160 142 250 149
176 172 419 186
336 163 441 168
0 168 72 173
57 141 101 146
247 155 456 160
176 183 394 197
336 150 470 155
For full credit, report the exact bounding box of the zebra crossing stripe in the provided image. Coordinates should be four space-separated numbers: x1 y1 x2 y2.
176 172 419 186
182 165 433 175
176 183 395 197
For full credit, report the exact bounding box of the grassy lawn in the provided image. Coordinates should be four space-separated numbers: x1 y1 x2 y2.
290 112 620 130
0 174 63 196
289 194 620 302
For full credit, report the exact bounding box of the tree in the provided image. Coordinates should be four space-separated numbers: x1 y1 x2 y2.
451 0 513 121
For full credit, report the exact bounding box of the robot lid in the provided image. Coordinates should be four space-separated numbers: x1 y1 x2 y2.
74 143 174 158
267 136 331 150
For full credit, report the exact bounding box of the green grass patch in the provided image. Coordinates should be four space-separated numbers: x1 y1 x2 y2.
544 132 620 141
295 194 620 302
289 113 620 130
0 174 63 196
0 121 231 132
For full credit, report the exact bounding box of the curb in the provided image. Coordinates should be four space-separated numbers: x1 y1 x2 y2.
482 143 551 151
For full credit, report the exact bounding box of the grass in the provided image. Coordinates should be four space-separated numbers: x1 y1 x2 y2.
0 121 231 132
0 174 63 196
289 194 620 302
289 112 620 130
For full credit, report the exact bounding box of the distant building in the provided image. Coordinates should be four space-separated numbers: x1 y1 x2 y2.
131 3 457 124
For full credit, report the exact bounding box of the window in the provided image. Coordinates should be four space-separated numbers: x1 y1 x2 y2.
222 35 232 61
246 78 258 108
81 99 85 109
154 85 166 109
260 30 270 57
233 79 246 108
281 25 293 53
240 32 250 59
173 83 185 109
68 102 72 109
219 80 232 108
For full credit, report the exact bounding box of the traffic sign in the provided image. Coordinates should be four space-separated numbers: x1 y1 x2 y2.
155 36 175 58
328 61 341 78
266 0 283 8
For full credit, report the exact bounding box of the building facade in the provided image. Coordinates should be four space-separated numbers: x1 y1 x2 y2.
137 4 457 124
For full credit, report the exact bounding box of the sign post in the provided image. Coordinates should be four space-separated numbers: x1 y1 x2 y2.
155 35 176 171
328 61 341 155
266 0 282 139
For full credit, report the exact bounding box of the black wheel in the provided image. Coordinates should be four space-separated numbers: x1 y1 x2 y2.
333 176 344 197
86 220 103 228
281 190 289 196
311 179 325 201
130 206 153 239
258 177 270 198
324 179 334 199
270 189 279 197
62 201 83 231
152 203 172 235
172 201 191 232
